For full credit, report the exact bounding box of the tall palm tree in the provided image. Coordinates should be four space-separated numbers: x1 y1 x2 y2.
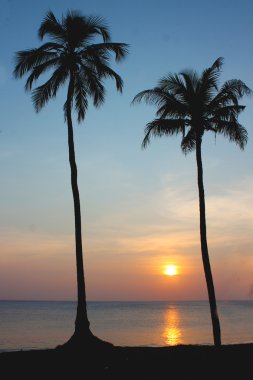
132 58 251 346
14 10 128 347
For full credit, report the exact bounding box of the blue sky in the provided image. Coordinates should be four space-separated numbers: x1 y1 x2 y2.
0 0 253 300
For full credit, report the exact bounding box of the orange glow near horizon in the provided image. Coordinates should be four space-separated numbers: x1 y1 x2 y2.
164 265 178 276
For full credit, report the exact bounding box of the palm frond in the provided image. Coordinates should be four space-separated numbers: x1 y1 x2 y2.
51 66 69 96
73 72 88 122
212 57 224 70
32 81 53 112
94 62 123 92
36 42 64 52
221 79 252 99
181 128 196 154
209 87 239 109
180 70 199 93
214 121 248 149
142 118 186 148
38 10 65 42
133 86 189 118
132 88 170 107
89 80 105 107
86 15 110 42
32 65 69 112
79 64 105 108
82 42 129 62
209 79 252 110
198 57 223 104
156 95 188 118
158 73 190 106
25 57 61 90
211 105 245 121
14 48 56 78
201 57 223 89
158 73 186 95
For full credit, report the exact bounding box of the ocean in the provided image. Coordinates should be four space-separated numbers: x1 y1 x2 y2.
1 300 253 352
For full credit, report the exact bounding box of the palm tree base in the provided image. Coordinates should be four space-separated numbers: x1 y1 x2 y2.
55 329 114 352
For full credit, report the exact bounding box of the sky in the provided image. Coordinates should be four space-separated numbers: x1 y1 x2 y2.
0 0 253 301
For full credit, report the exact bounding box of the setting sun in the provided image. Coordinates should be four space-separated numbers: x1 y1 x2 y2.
164 265 178 276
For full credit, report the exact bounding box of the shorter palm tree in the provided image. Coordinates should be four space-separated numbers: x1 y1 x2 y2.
132 58 251 346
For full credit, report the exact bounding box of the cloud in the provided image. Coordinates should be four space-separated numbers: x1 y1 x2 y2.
82 172 253 261
0 230 75 262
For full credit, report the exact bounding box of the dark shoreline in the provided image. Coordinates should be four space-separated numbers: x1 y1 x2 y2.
1 343 253 378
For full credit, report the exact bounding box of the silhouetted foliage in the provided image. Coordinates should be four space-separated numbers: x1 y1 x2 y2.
14 9 128 348
133 57 251 346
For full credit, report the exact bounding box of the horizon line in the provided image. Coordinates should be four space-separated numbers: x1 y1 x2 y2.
0 299 252 302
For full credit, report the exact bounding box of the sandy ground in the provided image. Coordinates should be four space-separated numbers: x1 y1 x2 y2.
1 343 253 379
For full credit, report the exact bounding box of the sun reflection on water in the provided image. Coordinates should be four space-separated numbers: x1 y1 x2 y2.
163 307 182 345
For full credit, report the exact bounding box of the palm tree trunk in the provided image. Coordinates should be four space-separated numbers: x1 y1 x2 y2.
196 135 221 346
66 78 90 337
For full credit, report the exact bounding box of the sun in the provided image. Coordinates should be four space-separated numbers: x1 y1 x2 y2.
164 265 178 276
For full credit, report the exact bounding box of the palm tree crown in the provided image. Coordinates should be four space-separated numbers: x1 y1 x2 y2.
132 57 251 152
14 10 128 120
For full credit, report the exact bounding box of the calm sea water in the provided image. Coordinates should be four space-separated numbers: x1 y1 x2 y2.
1 300 253 352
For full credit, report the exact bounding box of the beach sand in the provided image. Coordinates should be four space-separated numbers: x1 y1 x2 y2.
1 343 253 379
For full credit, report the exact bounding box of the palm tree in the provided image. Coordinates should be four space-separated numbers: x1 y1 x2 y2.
14 10 128 348
132 58 251 346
